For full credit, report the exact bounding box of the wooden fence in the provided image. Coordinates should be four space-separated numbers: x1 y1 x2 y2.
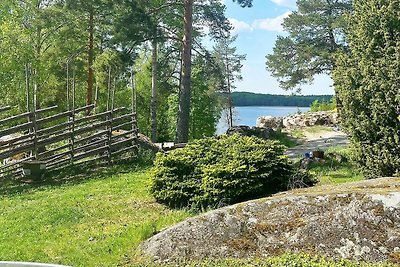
0 104 137 179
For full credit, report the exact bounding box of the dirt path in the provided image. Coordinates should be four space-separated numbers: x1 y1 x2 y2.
285 128 349 159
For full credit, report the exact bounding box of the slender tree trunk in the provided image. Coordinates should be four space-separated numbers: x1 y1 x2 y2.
176 0 193 143
225 60 233 128
34 26 42 111
87 10 94 115
151 38 158 142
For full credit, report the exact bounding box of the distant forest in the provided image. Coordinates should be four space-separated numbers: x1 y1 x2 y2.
231 92 333 107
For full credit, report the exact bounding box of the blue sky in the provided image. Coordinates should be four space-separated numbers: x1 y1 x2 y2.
221 0 334 95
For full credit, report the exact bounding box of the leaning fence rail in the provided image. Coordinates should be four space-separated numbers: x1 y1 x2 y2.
0 105 137 179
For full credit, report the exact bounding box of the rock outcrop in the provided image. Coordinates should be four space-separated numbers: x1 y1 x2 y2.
256 112 338 130
256 116 283 129
282 111 338 129
142 178 400 264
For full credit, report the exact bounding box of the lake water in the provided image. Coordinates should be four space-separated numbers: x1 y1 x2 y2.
217 106 310 134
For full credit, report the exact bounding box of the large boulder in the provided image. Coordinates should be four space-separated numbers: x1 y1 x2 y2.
142 178 400 264
256 116 283 129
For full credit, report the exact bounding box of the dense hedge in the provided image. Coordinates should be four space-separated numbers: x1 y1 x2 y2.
151 134 315 209
334 0 400 178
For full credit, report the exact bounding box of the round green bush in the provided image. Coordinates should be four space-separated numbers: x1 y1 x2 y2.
151 134 315 209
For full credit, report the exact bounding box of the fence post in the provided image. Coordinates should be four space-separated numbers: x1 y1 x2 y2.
69 66 76 164
30 111 39 160
106 69 113 165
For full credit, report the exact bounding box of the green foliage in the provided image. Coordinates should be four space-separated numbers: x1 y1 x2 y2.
212 34 246 127
151 134 315 209
266 0 351 90
190 55 223 140
231 92 333 107
310 97 337 112
333 0 400 178
0 0 233 143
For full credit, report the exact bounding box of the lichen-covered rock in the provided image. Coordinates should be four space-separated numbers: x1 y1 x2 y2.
142 178 400 264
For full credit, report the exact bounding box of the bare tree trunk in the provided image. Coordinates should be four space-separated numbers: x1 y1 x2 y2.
176 0 193 143
227 97 234 128
151 38 158 142
225 61 233 128
34 26 42 111
87 10 94 115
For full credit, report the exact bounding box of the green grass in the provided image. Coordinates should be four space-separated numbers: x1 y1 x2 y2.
307 146 364 185
0 151 377 266
0 164 191 267
288 128 306 139
270 130 300 148
304 126 333 133
136 253 396 266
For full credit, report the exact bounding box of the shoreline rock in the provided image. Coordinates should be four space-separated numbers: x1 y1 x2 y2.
256 111 338 129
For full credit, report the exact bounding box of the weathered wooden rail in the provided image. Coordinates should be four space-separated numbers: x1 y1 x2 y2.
0 105 138 179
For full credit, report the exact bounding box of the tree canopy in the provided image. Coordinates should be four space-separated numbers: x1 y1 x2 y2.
0 0 248 143
266 0 352 91
333 0 400 178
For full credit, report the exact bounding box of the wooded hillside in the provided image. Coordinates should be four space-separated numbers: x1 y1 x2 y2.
231 92 333 107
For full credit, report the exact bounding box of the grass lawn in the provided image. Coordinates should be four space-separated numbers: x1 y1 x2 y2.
0 164 191 267
0 145 374 266
308 146 364 185
310 160 364 185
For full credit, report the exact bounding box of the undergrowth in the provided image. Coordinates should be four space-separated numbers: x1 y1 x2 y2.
130 253 396 266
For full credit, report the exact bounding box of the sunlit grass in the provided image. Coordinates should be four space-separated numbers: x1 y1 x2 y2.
307 146 364 185
269 130 299 148
0 144 371 266
0 165 191 267
304 125 333 133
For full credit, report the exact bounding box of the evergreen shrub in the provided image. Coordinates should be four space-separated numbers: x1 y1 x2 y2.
334 0 400 178
151 134 315 209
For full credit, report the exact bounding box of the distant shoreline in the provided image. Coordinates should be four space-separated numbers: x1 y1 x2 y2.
231 92 333 107
234 105 310 107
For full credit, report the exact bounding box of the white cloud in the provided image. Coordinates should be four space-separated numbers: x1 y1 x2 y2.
228 11 291 34
252 11 291 32
228 18 253 33
270 0 297 8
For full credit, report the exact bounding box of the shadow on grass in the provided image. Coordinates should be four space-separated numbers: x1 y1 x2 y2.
0 158 152 197
270 130 301 148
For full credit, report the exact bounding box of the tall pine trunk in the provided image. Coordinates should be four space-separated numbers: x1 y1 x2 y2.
176 0 193 143
151 39 158 142
87 10 94 115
